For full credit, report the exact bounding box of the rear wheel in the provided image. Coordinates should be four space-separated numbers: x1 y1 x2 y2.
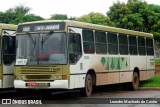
131 72 139 90
80 74 92 97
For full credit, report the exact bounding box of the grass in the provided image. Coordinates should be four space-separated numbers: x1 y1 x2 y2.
140 75 160 87
155 58 160 72
155 58 160 64
139 58 160 87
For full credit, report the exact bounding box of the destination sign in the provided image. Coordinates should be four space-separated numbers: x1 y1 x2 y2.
17 22 65 33
34 24 60 31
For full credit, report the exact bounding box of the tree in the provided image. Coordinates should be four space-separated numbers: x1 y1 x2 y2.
9 14 44 24
0 10 16 24
76 12 113 26
107 1 130 28
68 17 76 20
107 0 147 30
0 12 6 23
146 4 160 42
0 5 44 24
107 0 160 42
12 5 31 16
49 14 68 20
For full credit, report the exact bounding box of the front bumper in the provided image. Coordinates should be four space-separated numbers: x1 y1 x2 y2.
14 80 68 89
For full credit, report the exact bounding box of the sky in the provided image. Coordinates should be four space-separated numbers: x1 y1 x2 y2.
0 0 160 19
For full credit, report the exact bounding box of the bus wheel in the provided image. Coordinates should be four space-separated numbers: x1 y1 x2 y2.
80 74 92 97
131 72 139 90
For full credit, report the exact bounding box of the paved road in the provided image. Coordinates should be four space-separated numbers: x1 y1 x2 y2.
0 86 160 107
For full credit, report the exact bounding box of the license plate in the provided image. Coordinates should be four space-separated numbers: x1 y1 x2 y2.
26 82 37 87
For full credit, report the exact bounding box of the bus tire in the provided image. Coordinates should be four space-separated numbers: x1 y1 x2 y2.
131 72 139 90
80 74 92 97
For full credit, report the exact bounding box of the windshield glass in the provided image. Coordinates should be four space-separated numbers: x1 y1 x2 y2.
16 32 67 65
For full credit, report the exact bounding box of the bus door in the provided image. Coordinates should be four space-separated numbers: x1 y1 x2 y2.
68 27 83 89
2 30 16 88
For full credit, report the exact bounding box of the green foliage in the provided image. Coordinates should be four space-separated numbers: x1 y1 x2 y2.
76 12 113 26
107 0 160 42
49 14 68 20
140 75 160 87
9 14 44 24
0 5 44 24
107 1 130 28
155 58 160 64
11 5 31 16
155 58 160 72
68 17 76 20
1 1 160 43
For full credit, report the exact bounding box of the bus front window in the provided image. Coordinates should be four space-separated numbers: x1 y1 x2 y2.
16 32 67 65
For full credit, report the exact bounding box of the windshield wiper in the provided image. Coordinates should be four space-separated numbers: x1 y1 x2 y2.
41 31 54 43
26 32 36 60
26 32 36 44
41 31 54 50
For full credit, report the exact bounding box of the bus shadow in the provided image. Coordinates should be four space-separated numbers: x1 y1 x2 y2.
93 83 128 93
0 83 132 100
38 84 128 100
0 89 37 99
42 91 80 100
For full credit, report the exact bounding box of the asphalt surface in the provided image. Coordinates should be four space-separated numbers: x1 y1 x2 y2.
0 86 160 107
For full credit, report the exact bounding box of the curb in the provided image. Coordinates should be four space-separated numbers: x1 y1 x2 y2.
138 87 160 91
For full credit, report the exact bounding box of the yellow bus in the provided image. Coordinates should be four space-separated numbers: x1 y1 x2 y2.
0 24 17 89
14 20 155 97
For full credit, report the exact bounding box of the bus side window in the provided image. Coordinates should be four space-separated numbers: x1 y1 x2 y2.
108 32 118 54
129 35 138 55
138 37 146 55
82 29 95 54
69 33 82 64
119 34 128 55
146 38 154 55
95 31 107 54
2 36 16 65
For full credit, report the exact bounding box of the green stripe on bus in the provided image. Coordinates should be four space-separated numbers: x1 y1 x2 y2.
101 57 128 70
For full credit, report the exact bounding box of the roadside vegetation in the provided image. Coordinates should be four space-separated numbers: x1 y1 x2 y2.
140 75 160 87
1 0 160 43
140 59 160 87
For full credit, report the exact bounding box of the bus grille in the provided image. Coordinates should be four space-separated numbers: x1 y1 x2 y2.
25 75 51 80
16 66 61 74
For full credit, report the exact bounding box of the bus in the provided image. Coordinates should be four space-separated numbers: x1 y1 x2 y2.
14 20 155 97
0 24 17 89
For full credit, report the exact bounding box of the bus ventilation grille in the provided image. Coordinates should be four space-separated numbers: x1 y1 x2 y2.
25 75 51 80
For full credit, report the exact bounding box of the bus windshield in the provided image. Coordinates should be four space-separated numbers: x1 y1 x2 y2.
16 32 67 65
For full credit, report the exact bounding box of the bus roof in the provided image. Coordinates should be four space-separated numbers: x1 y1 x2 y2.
0 23 17 30
18 20 153 38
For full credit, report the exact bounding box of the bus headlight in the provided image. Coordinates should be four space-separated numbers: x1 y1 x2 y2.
58 75 62 79
16 75 24 80
52 75 67 80
21 75 25 80
52 75 62 80
53 75 56 79
17 76 21 80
